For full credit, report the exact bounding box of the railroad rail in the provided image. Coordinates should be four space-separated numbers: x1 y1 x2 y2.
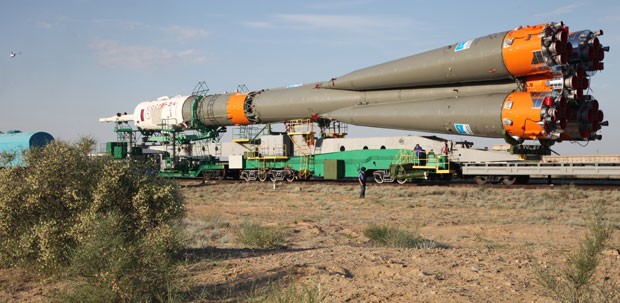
177 176 620 191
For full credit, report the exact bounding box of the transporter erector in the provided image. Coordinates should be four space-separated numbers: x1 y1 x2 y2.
100 22 610 182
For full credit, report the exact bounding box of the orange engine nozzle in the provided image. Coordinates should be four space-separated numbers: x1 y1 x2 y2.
502 22 568 77
501 91 563 140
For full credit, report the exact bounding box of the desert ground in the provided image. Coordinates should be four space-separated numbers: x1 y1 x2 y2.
178 181 620 302
2 181 619 302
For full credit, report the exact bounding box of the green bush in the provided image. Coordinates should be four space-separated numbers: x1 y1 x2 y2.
0 139 185 301
58 212 182 302
239 222 287 249
0 139 99 269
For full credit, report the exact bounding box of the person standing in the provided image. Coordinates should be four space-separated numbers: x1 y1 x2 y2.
358 167 367 199
413 144 423 156
413 144 424 165
441 142 450 155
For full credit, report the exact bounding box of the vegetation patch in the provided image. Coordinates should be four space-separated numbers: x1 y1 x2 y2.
364 225 448 249
535 203 619 303
239 222 287 249
0 139 185 301
184 214 231 249
250 281 326 303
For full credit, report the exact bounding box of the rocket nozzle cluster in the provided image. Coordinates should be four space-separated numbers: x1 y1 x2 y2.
509 22 609 143
559 28 608 142
568 30 606 72
541 22 569 66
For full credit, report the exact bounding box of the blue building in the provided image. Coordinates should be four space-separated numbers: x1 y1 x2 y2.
0 130 54 167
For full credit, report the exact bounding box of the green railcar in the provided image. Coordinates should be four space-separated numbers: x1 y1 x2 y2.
158 156 228 179
104 137 454 183
238 148 454 183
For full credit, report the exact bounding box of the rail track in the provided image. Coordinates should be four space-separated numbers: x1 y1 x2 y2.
175 177 620 191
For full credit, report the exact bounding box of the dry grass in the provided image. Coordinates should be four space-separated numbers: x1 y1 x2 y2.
536 203 618 303
238 222 287 249
185 182 620 231
364 225 448 249
249 281 326 303
5 182 619 302
184 215 231 249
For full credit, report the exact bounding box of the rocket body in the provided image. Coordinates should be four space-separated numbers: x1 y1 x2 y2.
101 22 608 144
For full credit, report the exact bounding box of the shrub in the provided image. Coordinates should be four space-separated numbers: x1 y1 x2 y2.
0 139 102 270
239 222 287 249
535 203 618 303
59 212 182 302
364 225 447 249
0 151 16 166
0 139 185 300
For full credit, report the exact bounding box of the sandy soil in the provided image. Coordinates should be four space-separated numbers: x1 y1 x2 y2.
2 181 619 302
178 182 620 302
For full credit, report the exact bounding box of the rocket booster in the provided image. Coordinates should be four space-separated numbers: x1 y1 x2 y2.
101 22 609 144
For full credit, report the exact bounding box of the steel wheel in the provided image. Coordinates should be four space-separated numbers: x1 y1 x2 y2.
286 173 295 182
258 171 268 182
473 176 489 185
501 176 517 185
240 171 250 182
374 173 384 184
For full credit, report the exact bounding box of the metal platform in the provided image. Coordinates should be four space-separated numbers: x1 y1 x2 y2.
542 154 620 163
461 161 620 176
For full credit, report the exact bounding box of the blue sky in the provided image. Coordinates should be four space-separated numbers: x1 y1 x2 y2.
2 0 618 154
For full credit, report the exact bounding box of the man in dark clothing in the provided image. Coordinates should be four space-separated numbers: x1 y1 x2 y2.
358 167 367 199
413 144 425 165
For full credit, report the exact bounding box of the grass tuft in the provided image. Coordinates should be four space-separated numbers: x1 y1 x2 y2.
364 225 448 249
239 222 287 249
250 281 326 303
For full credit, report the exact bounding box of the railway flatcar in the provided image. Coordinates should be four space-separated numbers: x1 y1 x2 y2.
101 120 457 183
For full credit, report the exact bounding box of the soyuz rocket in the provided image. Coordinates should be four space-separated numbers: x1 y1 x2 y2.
101 22 609 146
